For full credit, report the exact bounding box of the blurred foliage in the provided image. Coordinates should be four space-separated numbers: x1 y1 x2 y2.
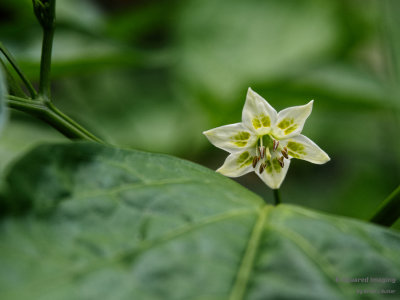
0 67 7 138
0 0 399 228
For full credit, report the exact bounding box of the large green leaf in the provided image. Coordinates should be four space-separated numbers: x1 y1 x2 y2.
0 143 399 300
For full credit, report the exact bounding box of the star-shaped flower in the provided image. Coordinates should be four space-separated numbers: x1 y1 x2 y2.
203 88 330 189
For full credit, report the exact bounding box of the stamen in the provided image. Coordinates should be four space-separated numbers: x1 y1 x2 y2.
273 140 279 151
259 146 265 159
281 147 288 159
278 156 284 168
252 156 259 168
259 162 266 174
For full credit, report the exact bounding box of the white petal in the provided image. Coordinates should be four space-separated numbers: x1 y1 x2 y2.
203 123 258 153
284 134 330 164
242 88 277 135
217 150 255 177
256 157 291 189
273 100 313 139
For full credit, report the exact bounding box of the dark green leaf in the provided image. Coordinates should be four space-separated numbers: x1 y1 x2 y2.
0 143 399 300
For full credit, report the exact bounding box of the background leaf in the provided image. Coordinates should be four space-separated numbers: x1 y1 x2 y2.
1 0 398 226
1 143 399 300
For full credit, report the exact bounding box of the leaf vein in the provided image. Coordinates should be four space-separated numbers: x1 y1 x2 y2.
270 225 353 297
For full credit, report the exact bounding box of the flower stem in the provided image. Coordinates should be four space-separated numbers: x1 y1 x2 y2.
0 42 37 98
370 184 400 227
273 189 281 205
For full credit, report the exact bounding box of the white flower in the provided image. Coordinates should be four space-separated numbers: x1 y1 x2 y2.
203 88 330 189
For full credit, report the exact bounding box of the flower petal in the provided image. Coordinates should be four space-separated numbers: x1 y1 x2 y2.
256 157 291 189
203 123 258 153
284 134 330 164
242 88 277 135
273 100 313 139
217 151 255 177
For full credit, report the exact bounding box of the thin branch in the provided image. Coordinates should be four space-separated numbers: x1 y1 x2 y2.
0 59 28 98
38 25 54 99
33 0 56 99
370 185 400 227
47 102 104 143
6 95 104 143
0 43 37 98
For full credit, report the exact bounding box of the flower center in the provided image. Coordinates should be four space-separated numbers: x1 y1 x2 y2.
252 134 288 174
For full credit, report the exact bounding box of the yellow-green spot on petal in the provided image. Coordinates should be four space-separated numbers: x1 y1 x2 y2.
288 151 300 159
287 141 306 156
284 124 298 135
236 151 253 168
252 118 261 129
261 115 270 127
231 131 250 147
272 159 281 173
252 114 271 129
277 118 294 130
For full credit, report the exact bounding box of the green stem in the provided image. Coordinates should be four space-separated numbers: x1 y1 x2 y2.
0 43 37 98
6 95 45 114
6 95 104 143
0 59 28 98
47 102 104 143
38 22 54 99
370 185 400 227
273 189 281 205
2 1 105 143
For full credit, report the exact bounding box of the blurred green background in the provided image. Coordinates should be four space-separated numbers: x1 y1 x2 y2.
1 0 399 228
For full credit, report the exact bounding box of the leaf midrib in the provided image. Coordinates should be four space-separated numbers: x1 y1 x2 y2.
229 206 271 300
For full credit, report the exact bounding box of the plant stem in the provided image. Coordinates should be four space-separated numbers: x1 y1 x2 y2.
273 189 281 205
6 95 104 143
2 1 105 144
38 19 54 99
47 102 104 143
370 185 400 227
0 59 28 98
6 95 45 113
0 43 37 98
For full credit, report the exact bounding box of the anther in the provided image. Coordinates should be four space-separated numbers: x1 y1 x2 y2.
281 147 288 159
252 156 259 168
273 140 279 151
258 146 265 159
259 162 266 174
278 156 284 168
